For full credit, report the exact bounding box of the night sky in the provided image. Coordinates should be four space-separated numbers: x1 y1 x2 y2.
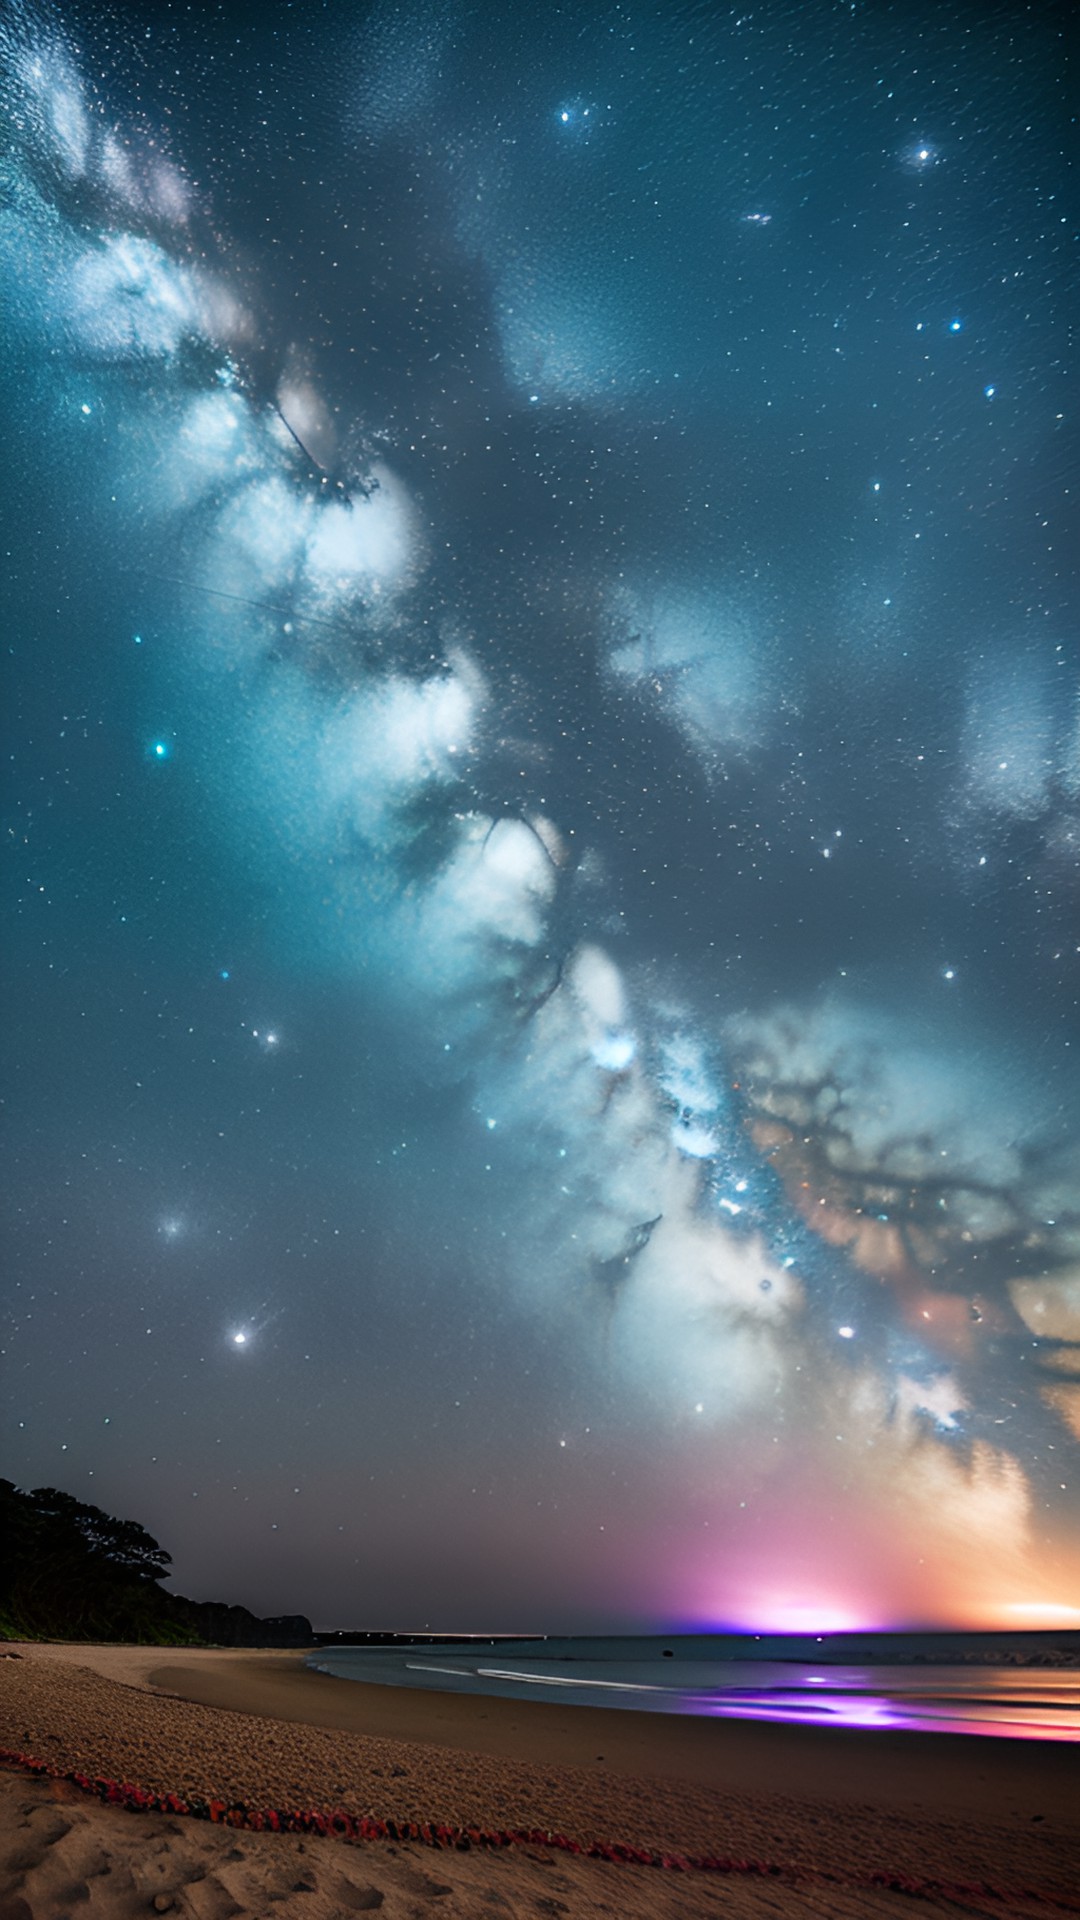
2 0 1078 1634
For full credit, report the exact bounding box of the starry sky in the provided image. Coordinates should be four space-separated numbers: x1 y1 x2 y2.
1 0 1078 1634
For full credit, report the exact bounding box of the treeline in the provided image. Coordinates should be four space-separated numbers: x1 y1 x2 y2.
1 1481 312 1647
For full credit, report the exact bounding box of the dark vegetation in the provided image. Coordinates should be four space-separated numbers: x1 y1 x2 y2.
0 1480 312 1646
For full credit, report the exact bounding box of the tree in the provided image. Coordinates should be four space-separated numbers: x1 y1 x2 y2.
0 1480 177 1641
27 1488 172 1583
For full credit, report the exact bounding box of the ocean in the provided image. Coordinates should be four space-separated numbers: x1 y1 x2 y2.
308 1637 1080 1742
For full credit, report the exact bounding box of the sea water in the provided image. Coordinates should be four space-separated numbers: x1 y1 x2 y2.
308 1638 1080 1741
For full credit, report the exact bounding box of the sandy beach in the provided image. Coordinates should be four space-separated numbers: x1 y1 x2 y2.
2 1642 1079 1918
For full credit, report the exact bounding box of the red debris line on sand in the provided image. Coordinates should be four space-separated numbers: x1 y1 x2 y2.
0 1751 1074 1913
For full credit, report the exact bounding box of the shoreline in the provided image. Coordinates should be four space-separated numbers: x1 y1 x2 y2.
11 1638 1080 1811
153 1648 1080 1813
3 1642 1080 1918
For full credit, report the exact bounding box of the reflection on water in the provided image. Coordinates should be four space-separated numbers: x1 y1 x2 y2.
309 1648 1080 1742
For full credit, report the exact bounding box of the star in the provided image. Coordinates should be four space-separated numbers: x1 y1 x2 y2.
901 140 940 172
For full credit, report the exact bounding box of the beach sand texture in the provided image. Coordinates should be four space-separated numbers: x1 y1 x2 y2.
2 1643 1078 1919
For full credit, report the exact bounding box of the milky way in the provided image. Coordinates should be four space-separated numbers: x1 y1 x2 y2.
2 0 1077 1631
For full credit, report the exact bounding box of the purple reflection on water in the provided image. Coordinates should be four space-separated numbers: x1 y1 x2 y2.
312 1650 1080 1741
488 1663 1080 1739
699 1691 1080 1737
690 1668 1080 1739
702 1691 897 1730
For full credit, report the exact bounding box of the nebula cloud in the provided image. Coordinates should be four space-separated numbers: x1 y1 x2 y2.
2 0 1076 1630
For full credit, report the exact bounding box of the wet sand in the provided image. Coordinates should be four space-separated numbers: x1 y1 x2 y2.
147 1646 1080 1813
2 1641 1079 1918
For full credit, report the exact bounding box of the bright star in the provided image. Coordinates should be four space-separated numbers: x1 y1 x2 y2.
901 141 940 171
556 97 597 136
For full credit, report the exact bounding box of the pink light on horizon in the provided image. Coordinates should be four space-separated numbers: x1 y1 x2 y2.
733 1601 870 1635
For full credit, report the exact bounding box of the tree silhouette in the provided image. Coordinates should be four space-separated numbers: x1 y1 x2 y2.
0 1480 182 1642
0 1479 311 1646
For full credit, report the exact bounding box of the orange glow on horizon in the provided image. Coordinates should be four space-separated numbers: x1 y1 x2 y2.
1002 1603 1080 1627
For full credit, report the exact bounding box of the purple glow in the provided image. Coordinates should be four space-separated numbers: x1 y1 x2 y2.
313 1649 1080 1743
